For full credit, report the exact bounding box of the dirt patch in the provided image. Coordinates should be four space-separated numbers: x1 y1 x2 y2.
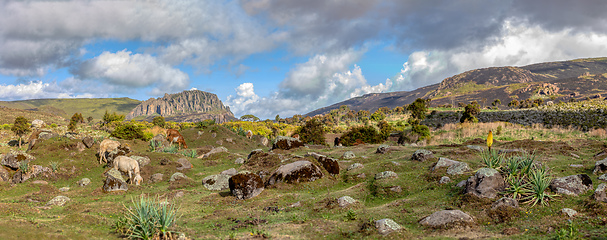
168 178 197 190
498 139 576 155
245 152 282 172
462 138 485 145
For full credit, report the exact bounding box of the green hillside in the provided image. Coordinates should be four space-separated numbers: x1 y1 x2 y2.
0 98 141 120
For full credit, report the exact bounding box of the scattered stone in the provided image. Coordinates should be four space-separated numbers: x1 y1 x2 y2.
419 210 474 229
31 119 45 128
31 180 48 185
170 172 188 182
375 171 397 180
439 176 451 184
46 196 70 207
216 140 223 145
389 186 402 193
13 165 53 183
151 134 169 149
592 183 607 202
82 136 94 148
356 173 366 179
176 158 193 171
391 161 400 166
466 145 484 152
202 174 231 191
248 149 264 159
251 135 269 147
446 162 470 175
561 208 578 218
221 168 238 176
289 201 301 208
375 218 402 235
38 131 58 140
103 168 128 192
78 178 91 187
456 180 467 188
464 168 506 199
272 136 304 150
376 144 390 154
234 158 245 164
599 174 607 181
492 197 519 210
59 187 70 192
342 151 355 159
0 166 9 182
211 133 217 138
229 173 264 200
411 149 434 162
432 157 459 171
594 158 607 175
149 173 164 183
347 163 364 171
549 174 593 196
570 153 580 159
338 196 357 208
569 164 584 168
198 146 228 159
266 161 324 185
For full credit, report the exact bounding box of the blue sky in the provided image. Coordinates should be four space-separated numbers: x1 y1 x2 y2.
2 1 607 119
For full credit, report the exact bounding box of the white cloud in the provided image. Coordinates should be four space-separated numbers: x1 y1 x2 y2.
74 50 190 95
0 81 97 101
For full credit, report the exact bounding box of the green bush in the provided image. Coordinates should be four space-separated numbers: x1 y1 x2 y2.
460 102 480 123
196 119 216 129
103 111 125 124
340 126 383 146
152 116 165 128
411 124 430 140
297 118 326 145
111 123 145 140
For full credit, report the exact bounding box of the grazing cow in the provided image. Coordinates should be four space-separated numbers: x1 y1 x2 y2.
292 134 300 140
166 129 188 149
113 156 143 185
99 139 121 164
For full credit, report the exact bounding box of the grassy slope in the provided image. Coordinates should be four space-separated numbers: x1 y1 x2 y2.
0 98 141 120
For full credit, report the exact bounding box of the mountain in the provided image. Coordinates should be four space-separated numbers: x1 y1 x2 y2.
306 57 607 116
126 90 236 123
0 97 140 120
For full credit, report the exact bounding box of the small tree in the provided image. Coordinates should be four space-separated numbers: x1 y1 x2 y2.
492 99 501 107
240 114 259 122
87 116 93 123
297 118 326 145
11 116 30 148
275 114 281 122
370 110 386 122
68 113 83 132
407 98 429 121
460 101 481 123
152 116 165 128
103 110 125 125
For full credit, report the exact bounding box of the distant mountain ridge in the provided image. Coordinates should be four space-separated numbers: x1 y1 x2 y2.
307 57 607 116
126 90 236 123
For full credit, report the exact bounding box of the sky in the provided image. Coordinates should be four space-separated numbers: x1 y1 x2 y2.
2 1 607 119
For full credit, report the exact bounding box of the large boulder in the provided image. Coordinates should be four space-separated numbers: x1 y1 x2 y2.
1 151 35 170
376 145 390 154
464 168 506 199
593 183 607 202
272 136 304 150
266 161 324 186
550 174 593 196
229 173 264 199
594 158 607 175
306 152 340 175
411 149 435 162
446 162 470 175
419 210 474 229
431 157 460 171
375 219 402 235
342 151 356 159
202 174 231 191
103 168 128 192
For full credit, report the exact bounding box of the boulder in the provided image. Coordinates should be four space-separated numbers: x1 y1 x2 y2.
31 119 45 128
549 174 593 196
46 196 70 207
229 173 264 200
439 176 451 184
234 158 245 164
78 178 91 187
594 158 607 175
432 157 460 171
419 210 474 229
491 197 519 210
198 146 228 159
561 208 578 218
389 186 403 193
248 149 264 159
337 196 357 208
375 219 402 235
130 156 151 168
0 167 9 182
59 187 70 192
376 144 390 154
251 135 269 147
375 171 397 180
82 136 94 148
272 136 304 150
266 161 324 185
103 168 128 192
464 168 506 199
411 149 434 162
38 131 58 140
306 152 340 175
446 162 470 175
1 151 35 170
202 174 231 191
170 172 188 182
347 163 364 171
592 183 607 202
342 151 355 159
176 158 193 171
149 173 164 183
221 168 238 176
456 180 467 188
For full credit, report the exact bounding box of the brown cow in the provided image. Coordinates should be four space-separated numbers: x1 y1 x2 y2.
166 129 188 149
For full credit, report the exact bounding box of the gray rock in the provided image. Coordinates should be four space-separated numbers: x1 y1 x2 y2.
103 168 128 192
150 134 169 149
492 197 519 210
593 183 607 202
376 144 390 154
0 166 9 182
337 196 357 208
446 162 470 175
221 168 238 176
272 136 304 150
375 171 397 180
170 172 188 182
38 131 58 140
251 135 269 147
130 156 151 168
198 146 228 159
229 173 264 200
389 186 402 193
594 158 607 175
464 168 506 199
347 163 364 171
82 136 94 148
432 157 459 171
149 173 164 183
412 149 434 162
234 157 245 164
78 178 91 187
202 174 230 191
46 196 70 207
599 174 607 181
466 145 484 152
569 164 584 168
266 161 324 185
1 151 35 170
356 173 366 179
342 151 355 159
176 158 193 171
419 210 474 229
31 119 45 128
375 218 402 235
13 165 53 183
59 187 70 192
248 149 264 159
456 180 467 188
561 208 578 218
550 174 593 196
439 176 451 184
32 180 48 185
306 152 340 175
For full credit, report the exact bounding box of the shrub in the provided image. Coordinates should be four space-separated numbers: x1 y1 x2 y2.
11 116 30 148
195 119 216 129
152 116 165 128
68 113 84 132
460 102 480 123
370 111 386 122
297 118 326 145
103 111 125 124
377 120 392 140
19 161 29 174
111 123 145 140
49 161 60 172
340 126 383 146
407 98 429 120
411 124 430 141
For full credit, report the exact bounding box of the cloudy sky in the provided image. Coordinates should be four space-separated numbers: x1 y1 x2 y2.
2 0 607 119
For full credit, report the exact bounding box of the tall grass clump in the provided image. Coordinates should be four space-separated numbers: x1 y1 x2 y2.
181 149 197 158
498 151 557 207
19 161 29 174
479 149 504 169
117 196 179 240
523 166 557 207
162 145 178 154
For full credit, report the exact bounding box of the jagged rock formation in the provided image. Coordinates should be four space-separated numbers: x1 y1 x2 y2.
126 90 236 123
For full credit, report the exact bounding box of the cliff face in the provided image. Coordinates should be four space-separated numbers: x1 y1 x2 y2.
127 90 235 123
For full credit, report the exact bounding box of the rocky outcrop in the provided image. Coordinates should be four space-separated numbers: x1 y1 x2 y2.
266 161 324 185
550 174 593 196
126 90 236 123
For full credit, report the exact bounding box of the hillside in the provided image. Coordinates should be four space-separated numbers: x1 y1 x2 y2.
307 57 607 115
0 98 140 120
126 90 236 123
